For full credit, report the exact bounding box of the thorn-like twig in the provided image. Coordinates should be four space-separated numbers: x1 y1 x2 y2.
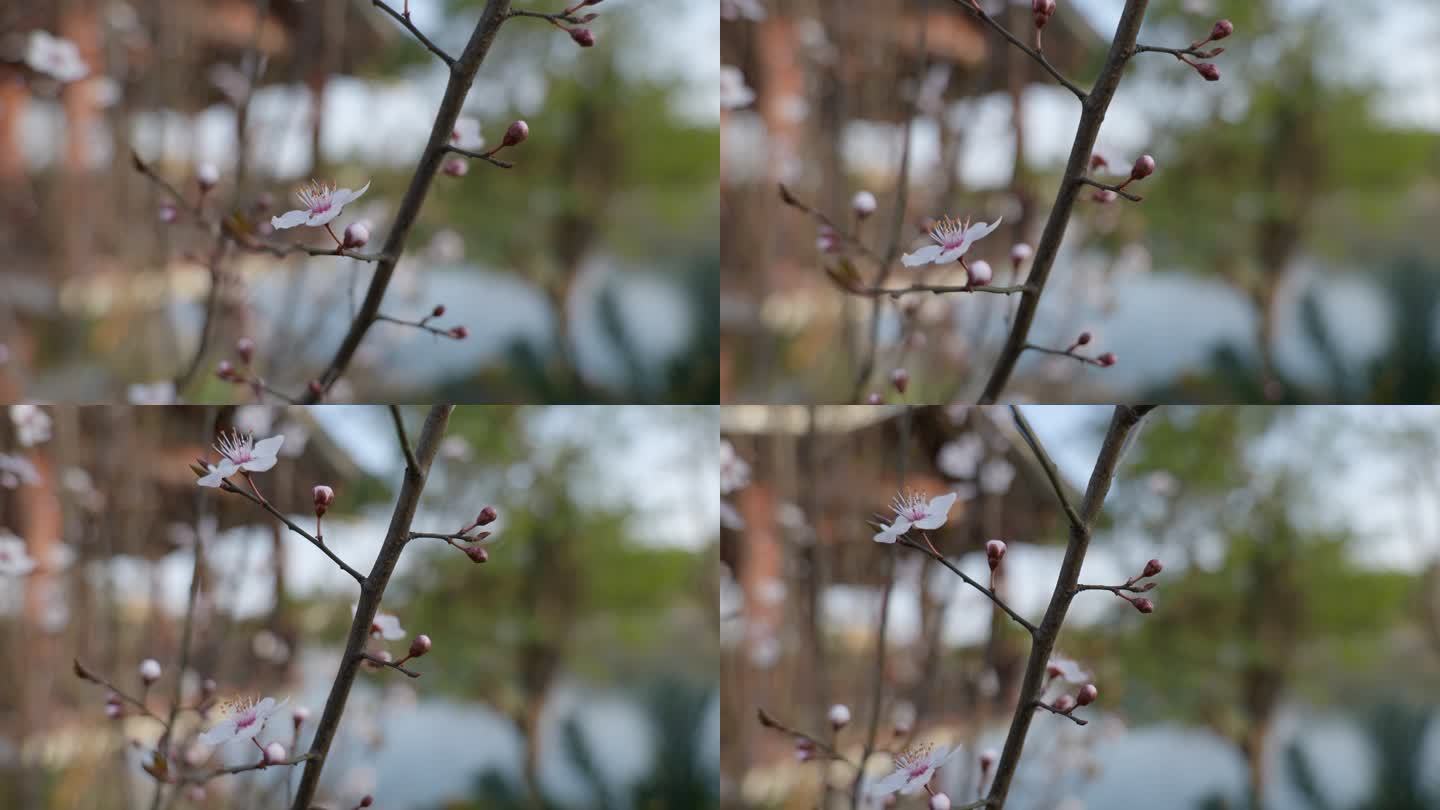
373 0 456 65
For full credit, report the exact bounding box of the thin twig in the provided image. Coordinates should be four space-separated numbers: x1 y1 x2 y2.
756 708 857 767
375 313 466 340
1009 404 1083 530
848 282 1032 298
220 480 366 584
897 537 1037 634
443 144 514 169
72 659 171 729
1032 700 1088 726
388 405 420 475
1020 343 1110 366
953 0 1087 102
977 1 1151 404
777 185 886 265
358 652 423 678
1076 176 1143 202
372 0 456 65
180 753 317 785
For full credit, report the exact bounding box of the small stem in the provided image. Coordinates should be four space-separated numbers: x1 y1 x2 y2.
373 0 456 65
1076 176 1144 202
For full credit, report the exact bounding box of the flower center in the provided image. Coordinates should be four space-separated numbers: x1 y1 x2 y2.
236 710 257 729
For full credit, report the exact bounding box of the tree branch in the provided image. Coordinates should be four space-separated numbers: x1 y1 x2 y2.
303 1 513 403
372 0 456 65
220 479 366 584
388 405 420 475
897 537 1037 635
1009 404 1083 530
977 1 1150 404
288 405 454 810
953 0 1087 102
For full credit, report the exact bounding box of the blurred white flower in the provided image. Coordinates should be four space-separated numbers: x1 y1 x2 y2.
10 405 52 446
128 381 176 404
0 530 36 576
357 607 405 641
1047 654 1090 684
24 31 88 83
721 440 750 494
937 433 984 478
0 454 40 488
720 65 755 110
979 458 1015 495
451 118 485 151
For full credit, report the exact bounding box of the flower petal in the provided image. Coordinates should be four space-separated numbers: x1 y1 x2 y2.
901 244 943 267
912 491 958 529
248 435 285 468
873 516 911 543
306 207 343 227
869 768 913 796
198 720 236 746
965 217 1002 241
270 209 310 229
333 181 370 208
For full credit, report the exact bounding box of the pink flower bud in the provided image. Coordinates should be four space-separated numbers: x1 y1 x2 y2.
816 225 840 254
1210 19 1233 41
1098 352 1117 367
186 786 206 802
1076 331 1092 346
829 703 851 729
263 742 287 764
466 544 490 564
1031 0 1056 29
570 27 596 47
794 740 815 762
1053 694 1076 713
1130 154 1156 181
196 164 219 192
1077 684 1098 706
986 539 1006 570
360 798 374 808
216 360 238 382
139 658 162 684
442 158 470 177
343 221 370 248
159 203 178 223
503 120 530 147
450 325 470 339
1195 62 1220 81
968 259 993 287
979 749 996 772
432 304 446 318
1010 243 1032 267
293 706 310 725
1131 596 1155 613
409 634 432 658
930 794 951 810
866 392 883 405
374 650 393 664
1137 581 1157 591
313 485 335 516
890 368 909 394
852 190 877 218
1142 558 1163 578
1089 153 1108 171
235 337 255 365
308 380 324 397
477 506 499 526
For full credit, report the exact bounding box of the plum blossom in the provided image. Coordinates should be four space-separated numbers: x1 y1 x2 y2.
873 491 958 543
24 31 89 83
270 180 370 230
10 405 52 446
215 431 284 474
199 695 288 746
720 65 755 110
0 531 37 576
870 742 963 796
901 216 1002 268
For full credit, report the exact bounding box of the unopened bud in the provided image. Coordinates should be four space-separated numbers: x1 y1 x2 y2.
360 798 374 808
139 658 162 685
1010 243 1032 267
852 190 877 218
979 749 997 772
449 325 469 339
968 259 993 287
235 337 255 365
293 706 310 725
216 360 238 382
263 742 287 764
1097 352 1117 367
570 27 596 47
466 544 489 564
930 794 952 810
816 225 840 254
1195 62 1220 82
409 634 432 658
1130 154 1156 181
890 368 909 394
159 203 178 223
1130 596 1155 613
313 485 335 516
196 164 219 192
308 380 324 397
477 506 498 526
442 158 470 177
1053 694 1076 713
828 703 851 729
985 539 1007 570
1076 331 1092 346
1210 19 1233 41
1031 0 1056 29
343 221 370 248
1089 153 1109 171
1142 558 1163 578
432 304 446 318
1077 683 1098 706
503 120 530 147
